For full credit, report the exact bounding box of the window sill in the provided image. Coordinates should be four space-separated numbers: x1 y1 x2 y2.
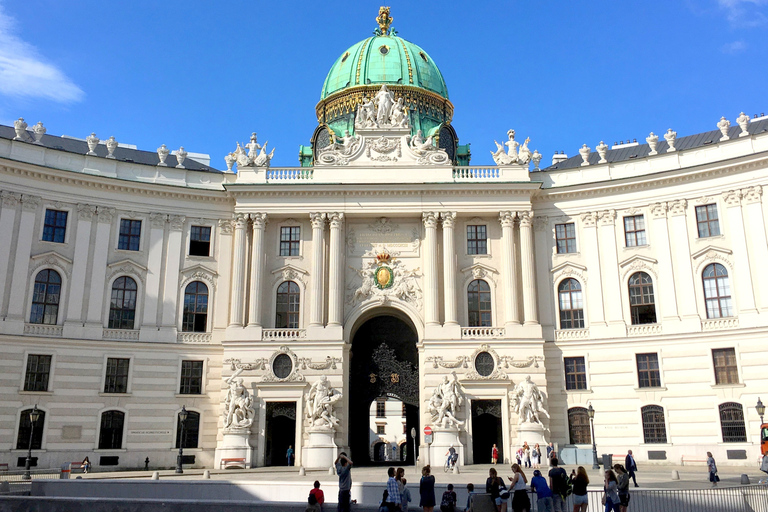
279 255 303 260
565 388 592 394
168 448 203 452
187 255 213 260
11 449 47 454
466 253 491 258
634 386 667 392
623 244 650 250
40 240 66 245
98 392 132 397
554 251 580 257
175 393 203 398
18 390 53 395
710 383 745 389
696 234 725 241
94 449 127 453
640 443 673 447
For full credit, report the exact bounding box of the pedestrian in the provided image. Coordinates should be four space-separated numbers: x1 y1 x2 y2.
402 478 413 512
570 466 589 512
624 450 638 487
380 491 392 512
507 463 530 512
530 469 553 512
387 467 403 511
602 470 620 512
397 468 406 499
546 443 554 463
419 465 436 512
515 447 523 466
613 465 630 512
440 483 457 512
706 452 719 487
310 481 325 510
523 442 531 469
335 452 353 512
463 483 475 512
486 467 503 512
307 493 322 512
81 456 91 474
548 457 568 512
287 445 294 466
492 444 499 465
532 444 541 469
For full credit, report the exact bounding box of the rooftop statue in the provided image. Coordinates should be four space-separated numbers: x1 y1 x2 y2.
389 97 409 128
375 6 394 36
227 134 276 168
355 95 378 129
375 85 396 126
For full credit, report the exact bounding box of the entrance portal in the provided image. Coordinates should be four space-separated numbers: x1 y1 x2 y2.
350 315 419 465
471 399 503 464
265 402 296 466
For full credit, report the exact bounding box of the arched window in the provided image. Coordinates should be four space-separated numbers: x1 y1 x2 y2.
108 277 137 329
30 269 61 325
176 410 200 449
182 282 208 332
16 409 45 450
629 272 657 324
703 264 733 319
719 402 747 443
467 279 491 327
641 405 667 443
98 410 125 449
275 281 300 328
567 407 591 444
558 279 584 329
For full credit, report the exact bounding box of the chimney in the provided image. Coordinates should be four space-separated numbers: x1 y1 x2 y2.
551 151 568 166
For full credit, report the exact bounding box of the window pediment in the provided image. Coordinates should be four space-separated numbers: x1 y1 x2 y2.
551 262 587 283
29 251 73 278
180 264 218 290
107 259 148 284
460 263 498 281
619 255 658 280
271 264 309 284
691 246 733 272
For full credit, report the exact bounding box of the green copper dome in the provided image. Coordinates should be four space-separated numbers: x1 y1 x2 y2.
320 35 449 100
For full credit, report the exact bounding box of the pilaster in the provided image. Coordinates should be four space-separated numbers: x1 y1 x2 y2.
140 213 167 341
327 212 345 327
667 200 698 323
83 206 115 338
499 211 519 327
518 210 538 325
649 203 681 328
722 190 757 314
0 192 21 318
309 212 326 327
159 215 185 338
247 213 268 328
422 212 439 326
579 212 607 332
740 186 768 311
597 210 624 329
4 194 38 331
63 204 97 337
229 213 248 327
441 212 458 326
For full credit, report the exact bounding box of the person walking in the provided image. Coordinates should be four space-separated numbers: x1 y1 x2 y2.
387 467 403 511
402 478 413 512
706 452 719 487
419 465 436 512
486 467 503 512
570 466 589 512
548 458 568 512
286 445 294 466
335 452 353 512
613 465 630 512
602 470 620 512
624 450 638 487
492 444 499 465
507 463 530 512
530 469 553 512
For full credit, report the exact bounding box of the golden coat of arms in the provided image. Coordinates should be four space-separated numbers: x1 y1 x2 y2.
374 251 394 289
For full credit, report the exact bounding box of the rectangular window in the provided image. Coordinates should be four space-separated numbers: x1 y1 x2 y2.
189 226 211 257
42 209 68 243
24 354 52 392
555 223 577 254
467 225 487 255
624 215 647 247
636 353 661 388
280 226 300 256
376 399 386 418
104 358 130 393
564 356 587 390
712 348 739 385
118 219 142 251
696 204 721 238
376 424 386 435
179 360 204 394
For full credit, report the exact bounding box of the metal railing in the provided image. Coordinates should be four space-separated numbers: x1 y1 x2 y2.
0 468 62 496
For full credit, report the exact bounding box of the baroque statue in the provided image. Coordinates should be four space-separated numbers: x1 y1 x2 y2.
354 85 409 130
227 133 275 168
426 372 466 429
306 375 342 430
223 368 255 430
509 375 550 426
492 129 530 166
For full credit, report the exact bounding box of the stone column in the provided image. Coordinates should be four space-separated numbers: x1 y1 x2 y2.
0 192 21 317
327 212 345 327
518 210 538 325
580 212 606 327
85 207 115 327
140 213 167 339
741 187 768 310
667 201 697 319
723 190 757 313
161 215 185 328
499 211 519 327
247 213 267 327
229 213 248 327
650 203 679 321
5 194 38 323
422 212 440 326
441 212 458 326
309 212 327 327
65 204 97 325
597 210 622 324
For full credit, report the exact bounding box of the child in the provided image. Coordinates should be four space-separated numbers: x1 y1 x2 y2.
306 494 322 512
440 484 457 512
401 478 412 512
463 483 475 512
309 481 325 510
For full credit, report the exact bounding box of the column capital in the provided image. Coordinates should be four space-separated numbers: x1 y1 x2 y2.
597 209 616 225
650 202 668 218
668 199 688 216
722 190 742 207
249 212 268 228
422 211 438 228
21 194 41 211
580 211 597 227
1 191 21 208
77 203 98 220
742 185 763 204
218 218 234 235
533 216 549 232
169 215 186 231
440 211 456 228
310 212 327 229
499 210 515 228
328 212 345 229
149 212 167 228
517 210 533 228
233 212 248 228
97 206 116 223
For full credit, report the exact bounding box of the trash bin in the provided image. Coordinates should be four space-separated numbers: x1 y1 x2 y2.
602 454 613 468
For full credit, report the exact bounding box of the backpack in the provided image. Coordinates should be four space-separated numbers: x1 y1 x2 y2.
551 468 571 497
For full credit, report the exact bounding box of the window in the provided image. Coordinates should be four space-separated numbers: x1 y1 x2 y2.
376 399 386 418
636 353 661 388
712 348 738 385
189 226 211 257
564 357 587 390
474 351 495 377
272 353 293 379
16 409 45 450
703 264 732 319
467 279 491 327
30 269 61 325
104 358 130 394
696 204 720 238
98 410 125 449
567 407 591 444
279 226 300 256
558 279 584 329
108 277 137 329
182 281 208 332
180 360 204 394
467 225 487 255
641 405 667 443
42 209 67 243
377 425 386 435
176 410 200 449
118 219 142 251
555 223 577 254
719 402 747 443
629 272 656 324
275 281 300 328
624 215 647 247
24 354 52 392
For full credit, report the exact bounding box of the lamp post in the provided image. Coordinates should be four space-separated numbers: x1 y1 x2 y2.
175 406 188 474
588 403 599 470
757 398 765 424
22 405 40 481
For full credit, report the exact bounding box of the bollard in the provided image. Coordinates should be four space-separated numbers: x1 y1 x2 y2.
60 463 71 479
144 457 150 471
741 474 750 485
452 465 460 475
329 466 335 475
203 470 211 479
671 470 680 480
151 471 160 480
299 466 306 476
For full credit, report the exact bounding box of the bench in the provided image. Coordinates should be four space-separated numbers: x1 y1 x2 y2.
680 456 708 465
219 457 247 469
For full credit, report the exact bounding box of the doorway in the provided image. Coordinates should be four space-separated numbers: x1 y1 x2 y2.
471 399 502 464
265 401 296 466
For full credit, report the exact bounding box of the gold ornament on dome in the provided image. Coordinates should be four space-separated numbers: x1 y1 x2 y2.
376 6 393 34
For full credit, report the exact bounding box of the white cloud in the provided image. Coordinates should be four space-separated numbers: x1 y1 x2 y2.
0 5 84 103
716 0 768 25
721 39 748 53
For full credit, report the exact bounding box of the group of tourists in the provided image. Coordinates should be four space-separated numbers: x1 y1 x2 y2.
513 442 543 469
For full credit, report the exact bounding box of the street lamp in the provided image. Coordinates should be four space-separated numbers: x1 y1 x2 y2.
757 398 765 424
22 405 41 481
175 406 188 474
588 403 599 470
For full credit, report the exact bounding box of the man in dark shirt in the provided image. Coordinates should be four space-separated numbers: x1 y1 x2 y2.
335 453 353 512
625 449 639 487
548 458 568 512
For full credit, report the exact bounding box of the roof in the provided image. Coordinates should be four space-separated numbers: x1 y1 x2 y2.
543 118 768 171
0 125 221 173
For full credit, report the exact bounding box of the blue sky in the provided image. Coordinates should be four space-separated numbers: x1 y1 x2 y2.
1 1 766 169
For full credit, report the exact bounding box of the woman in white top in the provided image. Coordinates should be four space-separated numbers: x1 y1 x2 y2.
507 463 530 512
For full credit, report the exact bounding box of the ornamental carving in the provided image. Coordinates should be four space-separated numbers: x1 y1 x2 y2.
77 204 97 220
227 132 275 169
598 209 616 225
499 211 515 228
97 207 115 223
426 344 544 381
580 212 597 228
741 186 763 204
491 129 535 165
168 215 186 231
218 219 234 235
263 346 305 382
533 216 549 232
518 210 533 228
29 252 72 279
346 246 422 307
441 211 456 229
722 190 742 207
619 256 658 281
369 217 398 234
180 264 218 291
1 191 21 208
650 203 668 218
422 212 438 229
106 259 147 285
297 356 342 371
668 199 687 216
21 195 41 211
692 246 734 274
149 213 166 228
551 262 588 285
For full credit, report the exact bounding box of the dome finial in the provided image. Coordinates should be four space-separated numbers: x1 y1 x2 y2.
375 6 393 36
